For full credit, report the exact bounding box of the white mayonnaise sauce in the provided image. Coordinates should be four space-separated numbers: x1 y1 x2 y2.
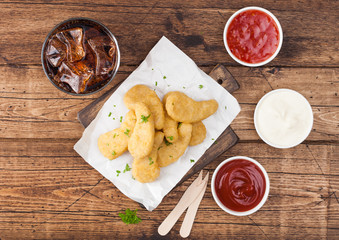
254 89 313 148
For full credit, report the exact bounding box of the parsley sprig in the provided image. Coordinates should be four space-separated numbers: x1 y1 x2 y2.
141 114 151 123
119 209 141 225
123 164 131 173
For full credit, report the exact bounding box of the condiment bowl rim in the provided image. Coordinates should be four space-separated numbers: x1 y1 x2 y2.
41 17 121 96
254 88 314 149
211 156 270 216
223 6 283 67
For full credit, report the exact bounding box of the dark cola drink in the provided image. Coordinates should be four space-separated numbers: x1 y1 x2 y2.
44 19 118 94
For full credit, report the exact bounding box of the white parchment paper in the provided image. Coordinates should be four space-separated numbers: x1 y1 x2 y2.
74 36 241 211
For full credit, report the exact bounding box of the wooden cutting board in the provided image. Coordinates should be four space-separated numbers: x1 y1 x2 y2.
77 64 240 186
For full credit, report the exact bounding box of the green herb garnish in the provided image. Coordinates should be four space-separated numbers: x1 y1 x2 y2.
141 114 151 123
113 117 115 120
123 163 131 173
152 68 154 70
149 157 154 165
113 133 117 138
190 159 195 163
167 136 174 141
112 151 116 156
119 208 141 225
158 146 163 150
124 128 130 137
225 106 227 110
114 105 116 107
164 138 173 146
163 76 167 79
120 116 123 122
212 138 215 140
178 122 182 128
155 81 158 86
108 112 112 117
183 86 186 89
116 170 121 176
169 155 173 158
199 85 203 89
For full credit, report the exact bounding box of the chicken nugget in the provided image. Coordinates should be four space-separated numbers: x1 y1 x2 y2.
124 85 165 130
128 103 155 159
157 123 192 167
132 132 164 183
98 110 136 160
189 121 206 146
163 112 179 143
165 91 218 123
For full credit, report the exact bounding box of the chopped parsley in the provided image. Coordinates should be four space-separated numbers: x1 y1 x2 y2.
183 86 186 89
178 122 182 128
108 112 112 117
164 138 173 146
113 117 115 120
119 208 141 225
152 68 154 70
114 105 116 107
167 84 171 87
132 176 136 180
113 133 117 138
190 159 195 163
112 151 116 156
163 76 167 79
167 136 174 141
116 170 121 176
149 157 154 165
212 138 215 140
106 143 109 146
158 146 163 151
199 85 203 89
124 128 130 136
120 116 123 122
155 81 158 86
123 163 131 173
169 155 173 158
225 106 227 110
141 114 151 123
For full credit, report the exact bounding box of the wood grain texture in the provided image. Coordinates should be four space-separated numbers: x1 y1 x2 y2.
0 1 338 67
0 0 338 239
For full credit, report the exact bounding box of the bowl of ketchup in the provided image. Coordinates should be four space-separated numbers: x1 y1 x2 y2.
224 7 283 67
211 156 270 216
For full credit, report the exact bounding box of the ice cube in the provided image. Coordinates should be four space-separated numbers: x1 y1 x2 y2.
46 36 66 67
88 36 115 76
54 62 93 93
56 27 85 63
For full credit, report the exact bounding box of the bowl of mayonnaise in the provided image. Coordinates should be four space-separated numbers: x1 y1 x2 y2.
254 89 313 148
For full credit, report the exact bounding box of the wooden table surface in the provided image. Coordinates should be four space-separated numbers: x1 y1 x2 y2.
0 1 338 239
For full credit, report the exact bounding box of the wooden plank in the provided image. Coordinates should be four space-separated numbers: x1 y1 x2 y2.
78 64 240 189
1 138 337 238
0 66 338 141
0 1 338 67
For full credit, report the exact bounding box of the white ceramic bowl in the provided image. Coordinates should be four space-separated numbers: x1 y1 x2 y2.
211 156 270 216
254 89 313 149
223 6 283 67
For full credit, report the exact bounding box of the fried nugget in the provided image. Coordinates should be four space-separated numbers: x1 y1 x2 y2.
98 110 136 160
128 103 155 159
157 123 192 167
189 121 206 146
163 112 179 143
165 91 218 123
132 132 164 183
124 85 165 130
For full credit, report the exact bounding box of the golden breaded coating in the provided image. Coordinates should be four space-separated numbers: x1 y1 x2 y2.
163 112 179 143
132 132 164 183
157 123 192 167
98 110 136 160
128 103 155 159
165 91 218 123
123 85 165 130
189 121 206 146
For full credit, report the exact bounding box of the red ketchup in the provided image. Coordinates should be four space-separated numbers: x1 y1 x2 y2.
215 159 266 212
227 9 280 64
